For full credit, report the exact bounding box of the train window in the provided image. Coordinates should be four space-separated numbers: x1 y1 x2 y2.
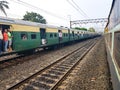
50 33 53 38
114 32 120 68
54 33 57 37
21 33 28 40
40 28 46 39
64 33 66 37
31 34 36 39
66 34 68 37
77 32 79 36
72 31 74 37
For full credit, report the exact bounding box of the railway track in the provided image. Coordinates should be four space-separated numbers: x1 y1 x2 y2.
0 54 24 70
7 39 97 90
0 49 45 70
0 38 95 70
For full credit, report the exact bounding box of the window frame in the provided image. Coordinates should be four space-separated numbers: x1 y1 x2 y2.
31 33 37 39
20 32 28 40
50 33 53 38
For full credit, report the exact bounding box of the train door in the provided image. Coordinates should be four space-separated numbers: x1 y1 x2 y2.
72 31 74 39
0 24 12 52
68 29 70 40
77 31 79 39
58 30 62 43
40 28 46 45
0 24 10 33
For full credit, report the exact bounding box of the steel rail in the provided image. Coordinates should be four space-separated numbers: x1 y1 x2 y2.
7 39 97 90
51 41 96 90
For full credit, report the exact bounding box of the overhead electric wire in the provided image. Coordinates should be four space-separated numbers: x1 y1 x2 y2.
9 0 67 20
67 0 89 18
71 0 89 18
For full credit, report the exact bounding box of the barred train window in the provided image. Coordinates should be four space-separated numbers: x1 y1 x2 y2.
114 32 120 68
54 33 57 37
64 33 66 37
31 34 36 39
66 33 68 37
50 33 53 38
21 33 27 40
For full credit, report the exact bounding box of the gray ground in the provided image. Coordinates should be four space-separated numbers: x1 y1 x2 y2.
0 39 92 90
0 37 112 90
58 38 112 90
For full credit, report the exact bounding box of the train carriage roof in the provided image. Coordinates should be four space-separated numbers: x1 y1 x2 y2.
0 16 90 32
105 0 115 28
70 28 89 33
0 16 62 29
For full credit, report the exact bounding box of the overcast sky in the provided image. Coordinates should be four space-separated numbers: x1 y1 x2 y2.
0 0 113 30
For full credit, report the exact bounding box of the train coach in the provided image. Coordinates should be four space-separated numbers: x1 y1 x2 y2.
104 0 120 90
0 16 98 54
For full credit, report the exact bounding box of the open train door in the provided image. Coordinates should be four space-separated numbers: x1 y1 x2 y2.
0 24 13 52
40 28 47 45
58 30 62 44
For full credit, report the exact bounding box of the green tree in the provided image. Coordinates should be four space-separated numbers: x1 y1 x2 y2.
0 0 9 16
23 12 47 24
74 27 87 31
88 27 95 32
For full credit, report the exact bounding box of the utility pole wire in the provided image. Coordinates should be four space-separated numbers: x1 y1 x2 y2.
71 0 89 18
10 0 67 20
66 0 88 18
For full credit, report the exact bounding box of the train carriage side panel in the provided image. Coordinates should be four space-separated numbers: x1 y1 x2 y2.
69 29 75 41
61 29 69 43
74 30 78 40
104 0 120 89
12 24 40 51
45 27 58 46
45 27 69 46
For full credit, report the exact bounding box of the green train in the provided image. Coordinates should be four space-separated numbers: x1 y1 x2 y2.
0 16 98 54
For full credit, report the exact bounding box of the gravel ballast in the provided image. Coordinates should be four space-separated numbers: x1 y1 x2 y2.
0 37 112 90
59 38 112 90
0 39 95 90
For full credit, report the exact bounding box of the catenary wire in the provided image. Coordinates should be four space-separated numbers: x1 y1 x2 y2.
9 0 67 20
71 0 89 18
66 0 88 18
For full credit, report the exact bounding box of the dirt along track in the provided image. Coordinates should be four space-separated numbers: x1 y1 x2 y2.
0 37 101 90
8 37 96 90
57 38 112 90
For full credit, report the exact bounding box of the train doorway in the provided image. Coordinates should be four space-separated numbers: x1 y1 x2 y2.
40 28 46 45
0 24 10 33
58 30 62 43
0 24 12 52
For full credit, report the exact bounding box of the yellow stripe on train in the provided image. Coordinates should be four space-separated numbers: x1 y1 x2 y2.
0 22 69 33
11 24 39 32
46 28 68 33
